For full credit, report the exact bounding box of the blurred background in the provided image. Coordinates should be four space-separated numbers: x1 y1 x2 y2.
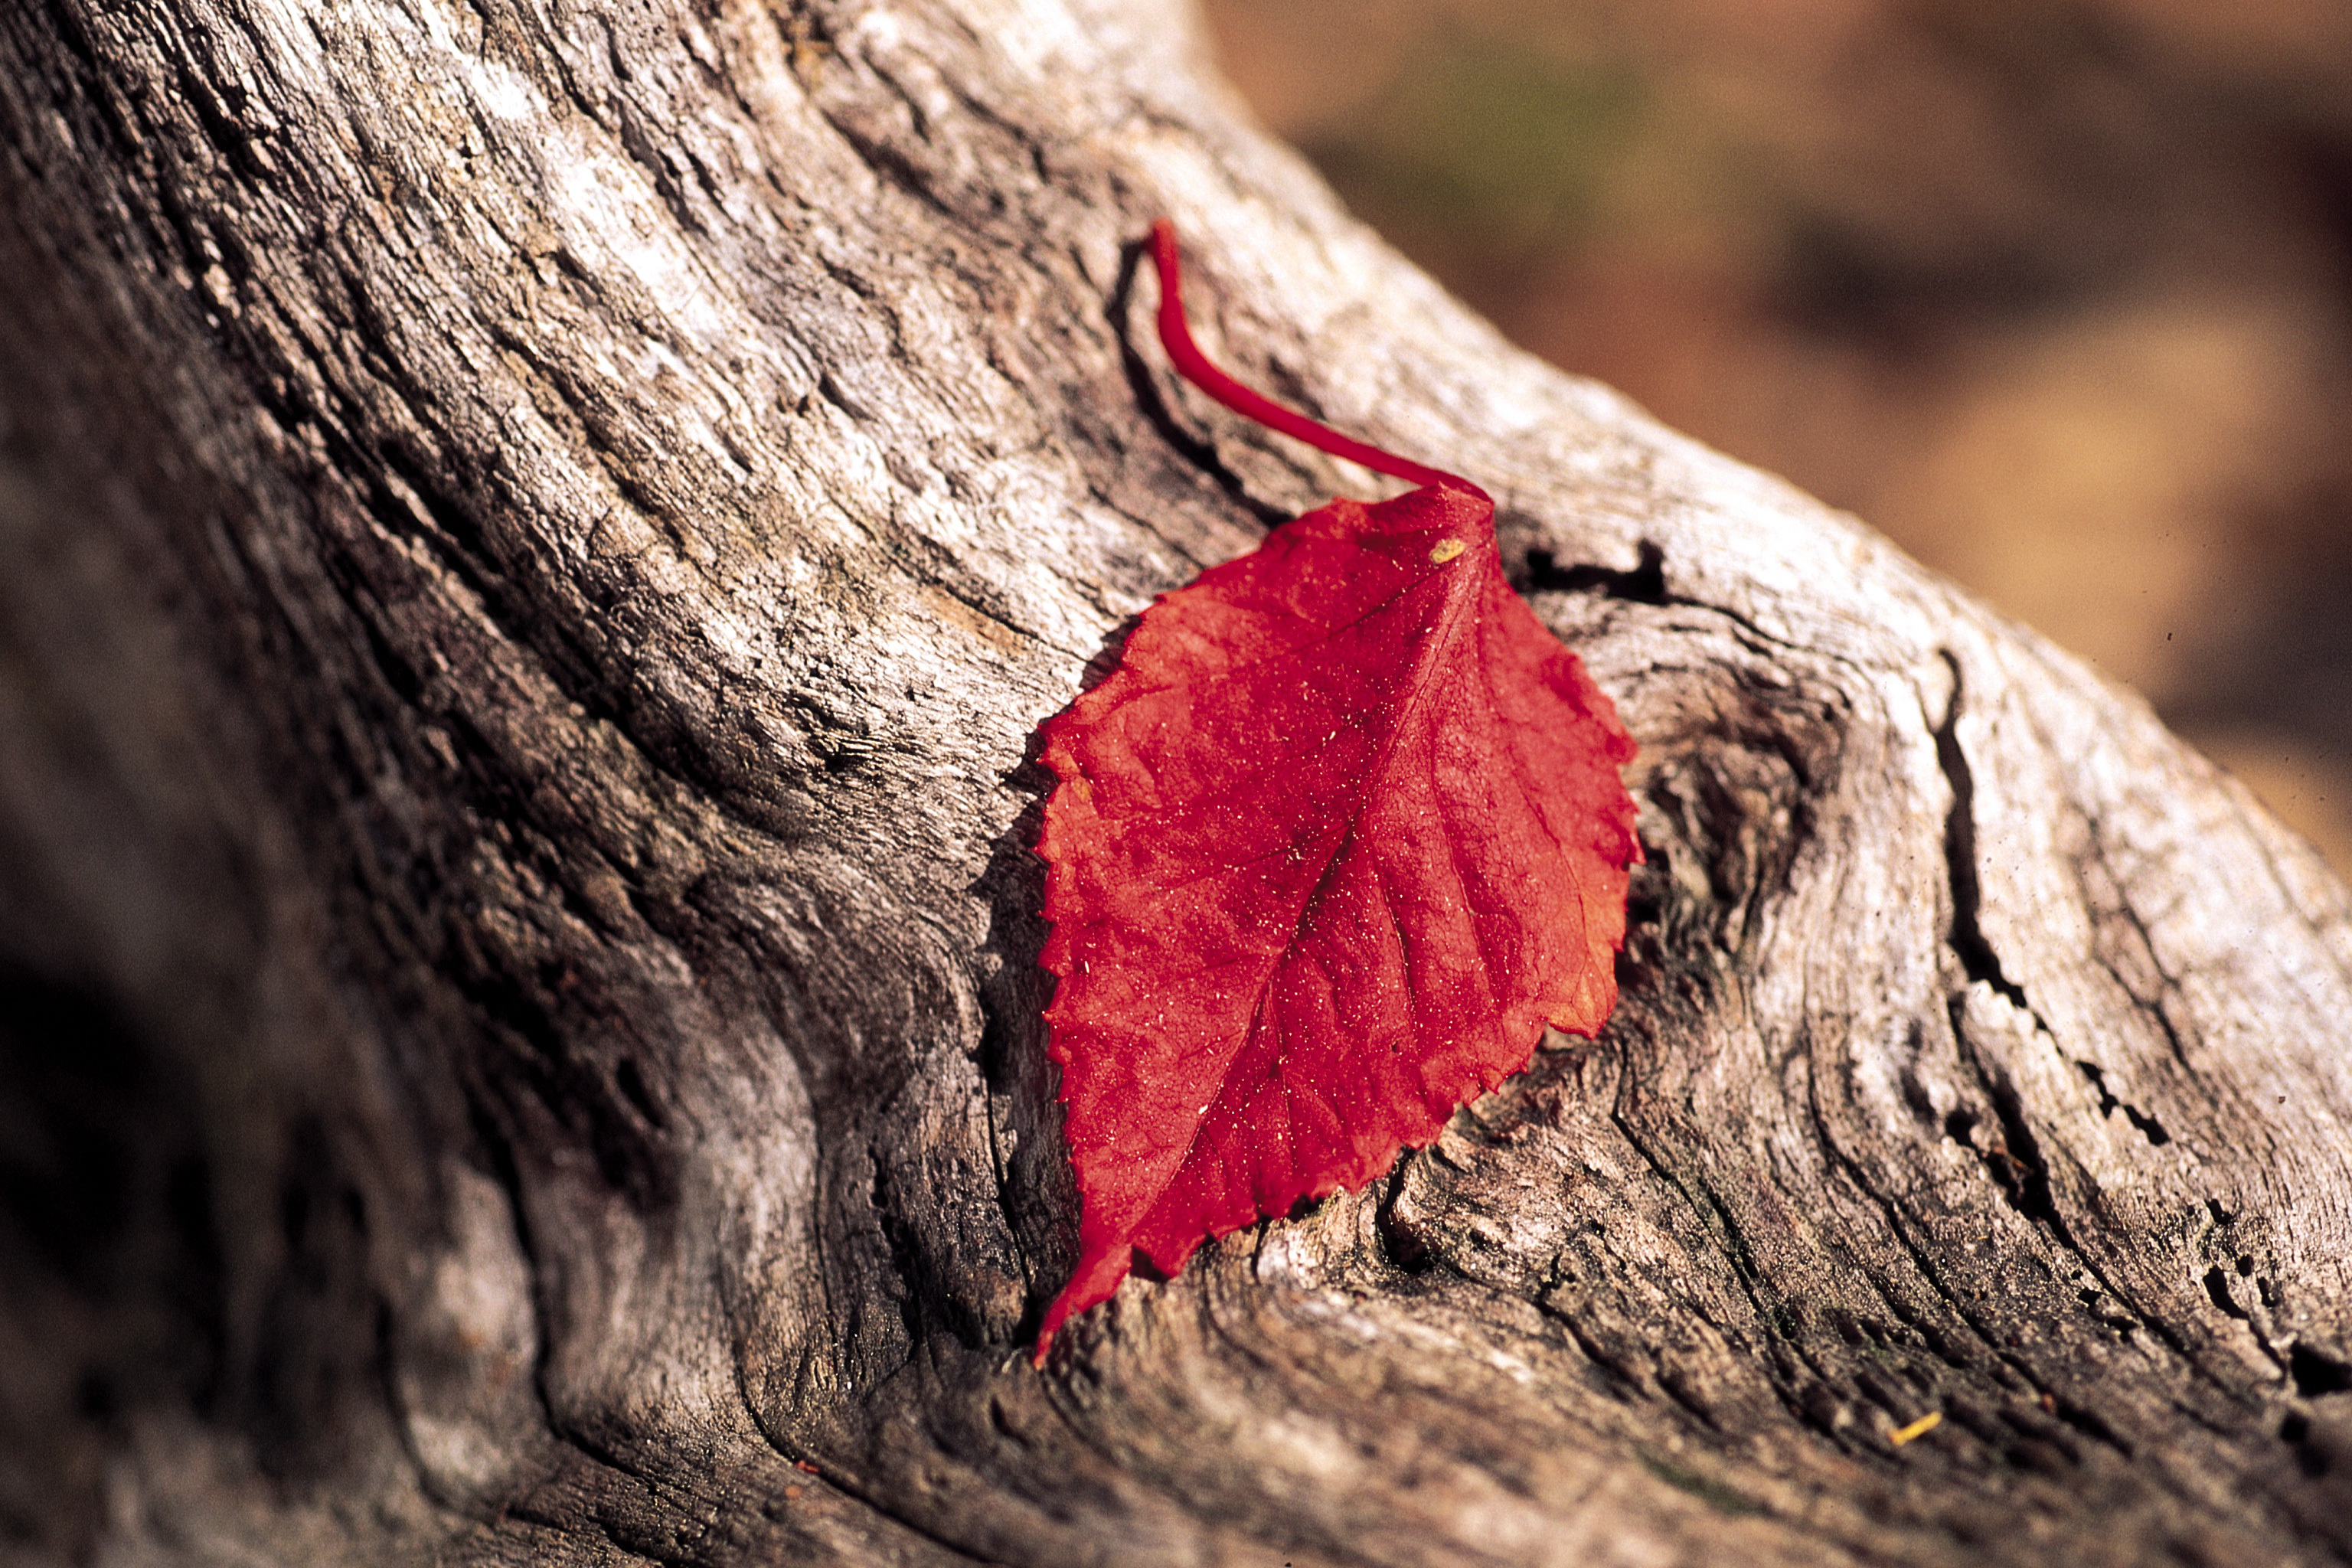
1202 0 2352 872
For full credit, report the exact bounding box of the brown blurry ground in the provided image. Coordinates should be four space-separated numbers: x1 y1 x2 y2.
1203 0 2352 872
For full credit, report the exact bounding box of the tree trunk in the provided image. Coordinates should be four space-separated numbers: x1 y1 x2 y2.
5 1 2351 1563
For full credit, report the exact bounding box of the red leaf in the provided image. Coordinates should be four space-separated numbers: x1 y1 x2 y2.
1032 224 1639 1358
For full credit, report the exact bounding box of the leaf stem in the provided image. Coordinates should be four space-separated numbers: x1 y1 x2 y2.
1149 220 1485 499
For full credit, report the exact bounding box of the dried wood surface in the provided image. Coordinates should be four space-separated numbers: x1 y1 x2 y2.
5 0 2352 1563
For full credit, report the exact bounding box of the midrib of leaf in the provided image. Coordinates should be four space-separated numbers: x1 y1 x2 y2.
1142 537 1490 1213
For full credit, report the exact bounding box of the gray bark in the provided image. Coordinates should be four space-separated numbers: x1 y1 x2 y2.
4 0 2351 1563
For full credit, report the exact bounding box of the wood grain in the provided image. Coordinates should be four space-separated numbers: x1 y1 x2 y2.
2 0 2349 1562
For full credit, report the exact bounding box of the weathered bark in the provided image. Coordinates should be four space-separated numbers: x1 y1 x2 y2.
4 0 2351 1563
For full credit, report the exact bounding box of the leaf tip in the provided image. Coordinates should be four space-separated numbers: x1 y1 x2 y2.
1031 1239 1133 1367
